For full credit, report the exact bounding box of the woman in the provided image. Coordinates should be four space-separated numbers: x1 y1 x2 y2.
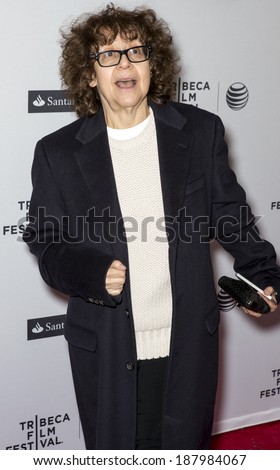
23 4 280 449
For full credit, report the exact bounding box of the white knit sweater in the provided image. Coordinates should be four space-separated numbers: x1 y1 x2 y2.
108 110 172 360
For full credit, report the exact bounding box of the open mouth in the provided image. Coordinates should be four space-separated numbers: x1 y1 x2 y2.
115 79 137 88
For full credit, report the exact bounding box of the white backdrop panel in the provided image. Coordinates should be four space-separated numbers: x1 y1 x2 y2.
1 0 280 449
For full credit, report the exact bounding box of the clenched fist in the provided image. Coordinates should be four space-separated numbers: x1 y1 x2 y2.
105 260 126 296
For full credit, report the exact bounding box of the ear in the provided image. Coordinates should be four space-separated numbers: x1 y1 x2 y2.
89 76 97 88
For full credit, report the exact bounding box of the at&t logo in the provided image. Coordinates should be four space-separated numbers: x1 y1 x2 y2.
226 82 249 110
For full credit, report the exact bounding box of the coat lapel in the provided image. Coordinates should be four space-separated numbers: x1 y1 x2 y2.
150 102 193 286
74 110 129 266
151 102 193 242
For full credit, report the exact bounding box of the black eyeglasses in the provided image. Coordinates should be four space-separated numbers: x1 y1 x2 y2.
90 45 152 67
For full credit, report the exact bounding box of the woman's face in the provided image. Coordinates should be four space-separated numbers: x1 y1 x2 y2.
90 34 151 126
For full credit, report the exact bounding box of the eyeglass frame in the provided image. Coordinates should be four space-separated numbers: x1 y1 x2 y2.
89 45 152 67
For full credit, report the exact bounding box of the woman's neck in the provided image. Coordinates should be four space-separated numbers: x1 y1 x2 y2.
103 101 150 129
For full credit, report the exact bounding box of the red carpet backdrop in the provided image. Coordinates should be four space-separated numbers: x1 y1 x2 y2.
1 0 280 450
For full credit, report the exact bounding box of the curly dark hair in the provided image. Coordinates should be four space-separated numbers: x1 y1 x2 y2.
59 3 180 117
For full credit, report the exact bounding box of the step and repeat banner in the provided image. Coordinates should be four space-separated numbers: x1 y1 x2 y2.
1 0 280 450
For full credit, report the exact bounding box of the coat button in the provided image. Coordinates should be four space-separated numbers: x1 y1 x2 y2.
125 309 130 318
126 361 134 371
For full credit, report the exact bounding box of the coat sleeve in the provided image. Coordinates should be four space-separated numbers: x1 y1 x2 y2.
23 139 118 307
210 115 280 300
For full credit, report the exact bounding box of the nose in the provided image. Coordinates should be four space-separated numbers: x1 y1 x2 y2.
117 51 131 68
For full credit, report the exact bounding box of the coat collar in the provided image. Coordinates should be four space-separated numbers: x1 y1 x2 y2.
75 100 189 144
76 107 106 144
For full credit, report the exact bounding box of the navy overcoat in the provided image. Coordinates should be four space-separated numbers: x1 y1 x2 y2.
24 101 280 449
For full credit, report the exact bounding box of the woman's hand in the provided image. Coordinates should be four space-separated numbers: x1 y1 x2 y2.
105 260 126 296
242 286 278 318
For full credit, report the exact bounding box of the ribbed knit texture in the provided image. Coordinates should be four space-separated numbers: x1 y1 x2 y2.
108 110 172 359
